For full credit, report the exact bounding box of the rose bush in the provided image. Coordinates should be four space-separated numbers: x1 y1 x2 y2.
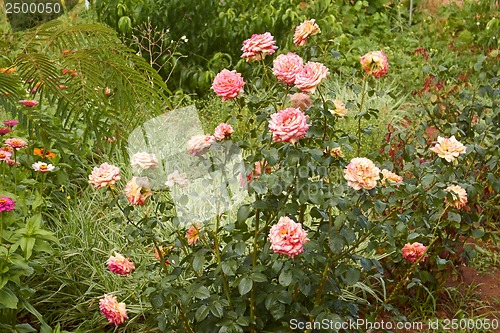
86 16 498 333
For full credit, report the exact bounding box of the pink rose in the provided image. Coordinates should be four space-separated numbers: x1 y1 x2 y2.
99 294 128 326
211 69 245 101
344 157 381 190
241 32 278 62
124 176 152 206
402 242 429 263
429 136 467 163
130 152 159 171
268 108 310 144
360 51 389 78
187 134 215 156
272 52 304 85
445 185 468 210
269 216 309 258
89 163 121 190
214 123 234 141
294 62 329 94
293 19 321 46
106 252 135 275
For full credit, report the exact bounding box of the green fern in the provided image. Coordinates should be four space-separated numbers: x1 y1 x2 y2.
0 19 171 148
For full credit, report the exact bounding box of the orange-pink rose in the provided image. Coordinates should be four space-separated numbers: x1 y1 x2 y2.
360 51 389 78
293 19 321 46
445 184 468 210
269 216 309 258
429 136 467 163
214 123 234 141
211 69 245 101
124 176 152 206
272 52 304 85
99 294 128 326
186 224 202 246
106 252 135 275
402 242 428 263
268 108 310 144
381 169 403 186
344 157 380 190
294 62 329 94
241 32 278 62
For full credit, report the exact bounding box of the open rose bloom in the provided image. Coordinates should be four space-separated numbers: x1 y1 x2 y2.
294 62 329 94
241 32 278 62
269 216 309 258
360 51 389 78
330 100 348 118
293 19 321 46
268 108 310 144
186 224 202 245
344 157 381 190
99 294 128 326
211 69 245 101
165 170 189 188
381 169 403 186
130 152 159 171
89 163 121 189
430 135 467 163
107 252 135 275
445 184 468 209
124 176 152 206
187 134 215 156
402 242 429 263
272 52 304 85
214 123 234 141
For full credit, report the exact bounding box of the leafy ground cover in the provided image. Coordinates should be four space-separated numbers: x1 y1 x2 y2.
0 0 498 332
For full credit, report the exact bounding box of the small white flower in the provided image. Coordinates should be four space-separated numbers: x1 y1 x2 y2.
32 161 55 173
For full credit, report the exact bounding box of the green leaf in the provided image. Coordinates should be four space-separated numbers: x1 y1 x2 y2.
15 324 37 333
209 301 224 318
195 304 209 322
237 205 251 224
238 278 253 295
0 287 18 309
251 272 268 283
193 286 210 300
471 228 485 239
448 211 461 223
374 201 386 214
193 254 205 272
150 293 164 309
278 270 292 287
20 237 36 260
345 268 360 286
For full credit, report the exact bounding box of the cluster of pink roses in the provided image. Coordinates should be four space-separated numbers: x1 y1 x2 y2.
186 123 234 156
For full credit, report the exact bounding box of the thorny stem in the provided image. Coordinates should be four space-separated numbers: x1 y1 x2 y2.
249 202 261 333
357 78 368 156
212 213 233 311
